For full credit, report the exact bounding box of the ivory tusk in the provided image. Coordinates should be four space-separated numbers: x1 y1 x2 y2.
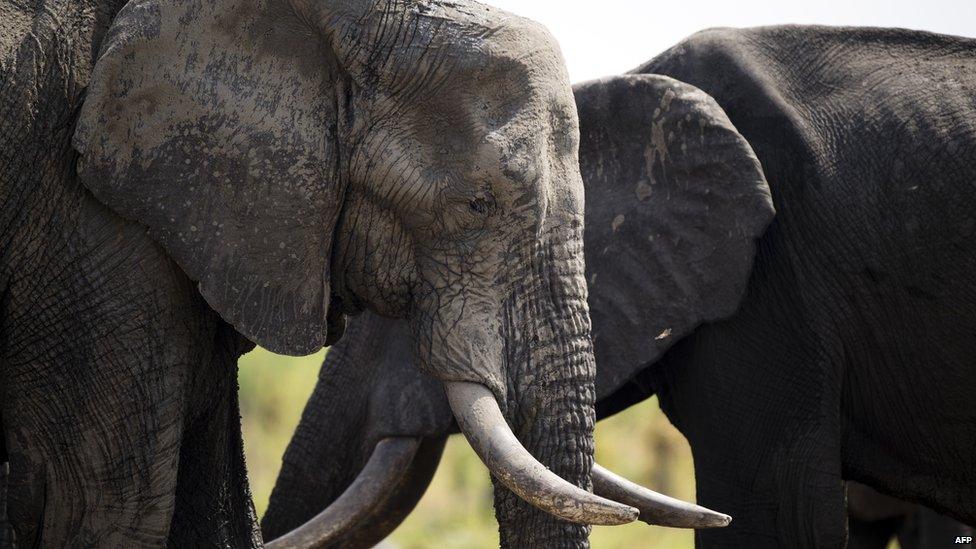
444 380 638 526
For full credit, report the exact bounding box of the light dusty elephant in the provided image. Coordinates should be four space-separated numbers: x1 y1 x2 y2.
265 25 976 548
1 0 721 545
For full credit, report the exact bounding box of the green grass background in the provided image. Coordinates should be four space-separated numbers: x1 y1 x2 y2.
239 345 698 548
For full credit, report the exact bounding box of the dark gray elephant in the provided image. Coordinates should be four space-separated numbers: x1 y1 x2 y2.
265 25 976 548
0 0 720 546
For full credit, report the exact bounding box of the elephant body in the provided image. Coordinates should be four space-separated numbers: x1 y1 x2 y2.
0 1 260 546
268 26 976 548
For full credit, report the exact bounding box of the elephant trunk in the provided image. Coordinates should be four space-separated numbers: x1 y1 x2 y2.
260 334 375 544
487 228 604 547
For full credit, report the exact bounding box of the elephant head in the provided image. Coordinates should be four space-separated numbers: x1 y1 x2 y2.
72 0 706 544
262 73 775 546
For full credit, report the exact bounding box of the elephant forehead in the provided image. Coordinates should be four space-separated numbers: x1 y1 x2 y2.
362 0 572 104
405 0 565 66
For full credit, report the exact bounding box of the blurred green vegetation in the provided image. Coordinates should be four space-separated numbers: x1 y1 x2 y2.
238 346 327 517
239 346 697 548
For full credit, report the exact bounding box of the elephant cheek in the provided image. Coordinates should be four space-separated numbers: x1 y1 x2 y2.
411 296 508 405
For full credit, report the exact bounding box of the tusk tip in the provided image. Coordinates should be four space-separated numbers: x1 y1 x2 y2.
643 508 731 529
591 463 733 529
634 506 732 529
701 512 732 528
606 505 641 526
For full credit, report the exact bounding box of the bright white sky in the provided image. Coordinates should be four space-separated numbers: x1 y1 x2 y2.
488 0 976 82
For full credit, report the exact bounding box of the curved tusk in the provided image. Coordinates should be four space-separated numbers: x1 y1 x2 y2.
445 381 638 526
324 436 447 549
591 464 731 528
265 437 420 548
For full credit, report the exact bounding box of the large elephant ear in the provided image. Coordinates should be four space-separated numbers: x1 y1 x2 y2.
574 74 774 398
73 0 347 354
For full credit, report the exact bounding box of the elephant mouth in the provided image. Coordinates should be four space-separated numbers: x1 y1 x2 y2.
264 380 730 548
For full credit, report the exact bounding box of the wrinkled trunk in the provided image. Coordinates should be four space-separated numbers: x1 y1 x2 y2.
492 230 597 548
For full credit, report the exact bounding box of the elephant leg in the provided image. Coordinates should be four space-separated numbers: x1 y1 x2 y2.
684 422 847 549
0 195 254 546
847 516 903 549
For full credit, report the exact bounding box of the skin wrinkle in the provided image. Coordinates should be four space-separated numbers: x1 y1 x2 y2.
8 1 254 547
493 229 593 548
324 7 580 390
3 2 248 544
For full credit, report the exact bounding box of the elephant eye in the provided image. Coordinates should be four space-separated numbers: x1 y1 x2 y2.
468 193 496 217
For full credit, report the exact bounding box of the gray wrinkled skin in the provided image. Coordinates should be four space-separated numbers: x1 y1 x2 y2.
267 26 976 549
5 0 602 546
643 26 976 548
74 0 589 402
2 0 259 546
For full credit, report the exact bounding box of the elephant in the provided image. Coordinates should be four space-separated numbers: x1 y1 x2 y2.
0 0 720 546
264 25 976 548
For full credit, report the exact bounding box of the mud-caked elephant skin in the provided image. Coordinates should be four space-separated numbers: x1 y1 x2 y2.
2 0 660 546
265 59 775 549
1 0 259 546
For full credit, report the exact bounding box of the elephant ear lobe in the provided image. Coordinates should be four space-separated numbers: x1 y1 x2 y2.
575 74 774 396
73 0 344 354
